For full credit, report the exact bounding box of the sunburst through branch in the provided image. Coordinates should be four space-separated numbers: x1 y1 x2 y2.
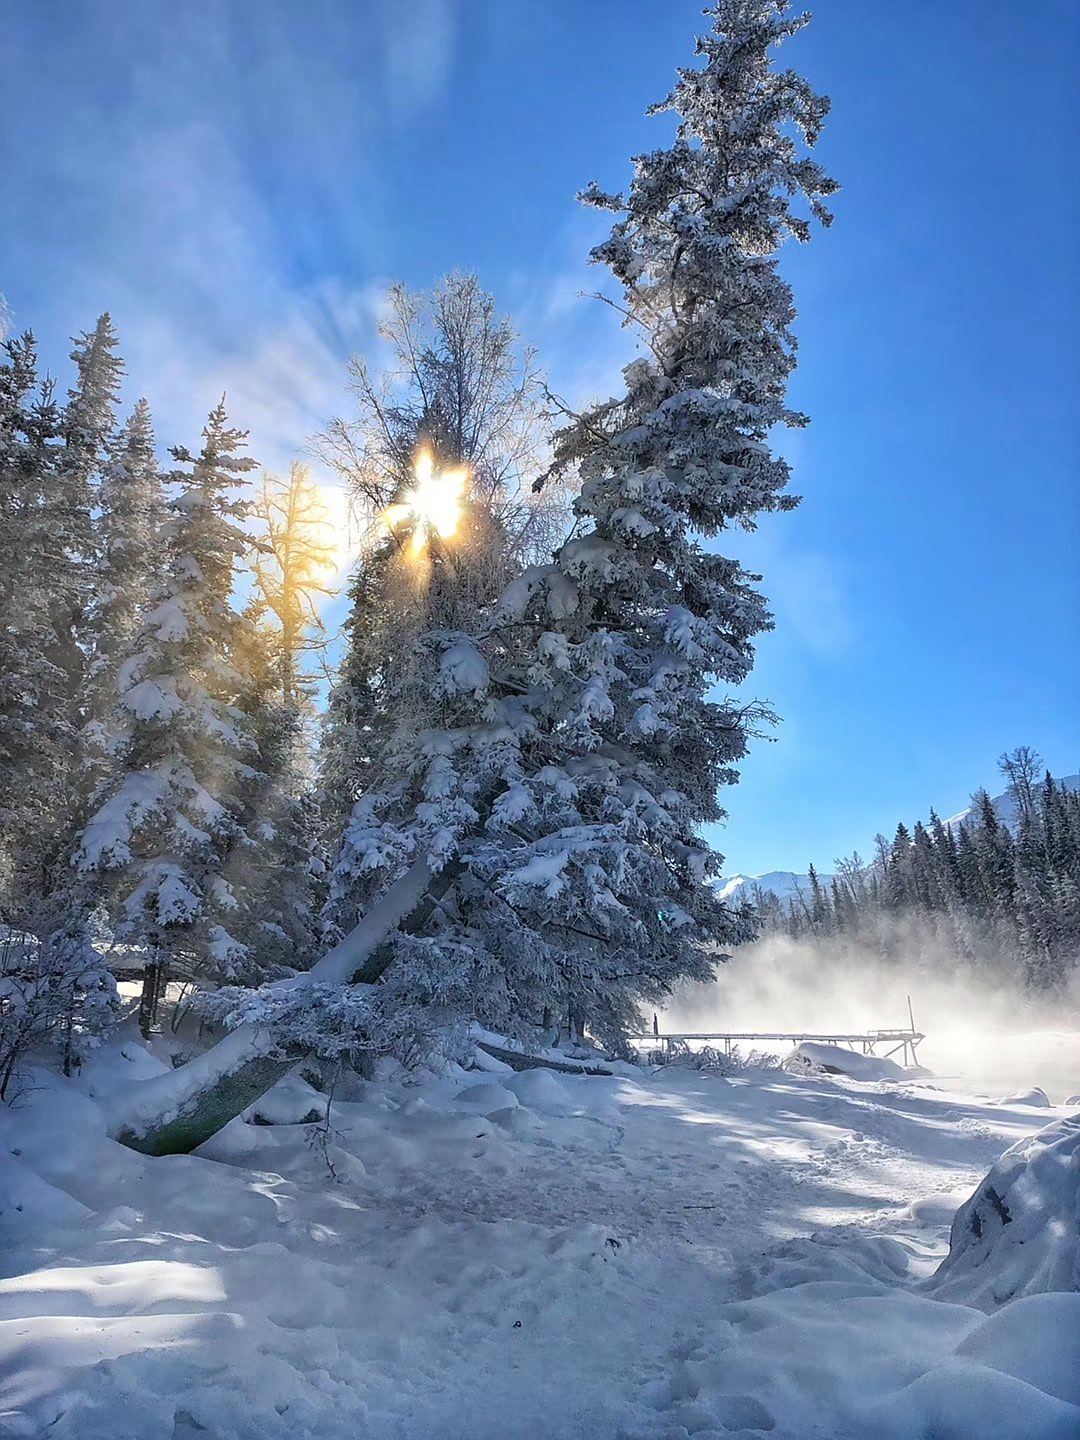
383 448 469 557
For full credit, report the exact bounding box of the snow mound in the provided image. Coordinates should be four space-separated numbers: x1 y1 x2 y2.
455 1081 521 1115
243 1073 325 1127
930 1114 1080 1309
900 1190 971 1228
993 1086 1052 1108
505 1067 573 1113
954 1292 1080 1406
1066 1095 1080 1108
786 1042 905 1082
0 1151 92 1227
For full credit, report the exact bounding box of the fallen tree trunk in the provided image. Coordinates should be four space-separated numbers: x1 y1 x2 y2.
109 856 451 1156
475 1039 617 1077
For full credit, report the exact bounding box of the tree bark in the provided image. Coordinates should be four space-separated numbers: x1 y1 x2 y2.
111 1027 300 1156
137 959 166 1038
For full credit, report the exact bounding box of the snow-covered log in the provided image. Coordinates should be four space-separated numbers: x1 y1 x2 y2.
108 857 443 1155
475 1039 617 1077
108 1024 295 1156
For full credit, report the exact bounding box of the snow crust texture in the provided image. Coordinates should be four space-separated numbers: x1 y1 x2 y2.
1 1037 1077 1439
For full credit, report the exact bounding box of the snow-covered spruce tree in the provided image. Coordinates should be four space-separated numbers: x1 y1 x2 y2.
0 330 123 1080
82 398 166 784
0 318 122 907
321 0 836 1052
323 491 516 946
75 401 259 1030
317 543 392 845
0 911 120 1095
0 331 63 911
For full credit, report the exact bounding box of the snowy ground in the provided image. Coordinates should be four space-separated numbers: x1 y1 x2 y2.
0 1032 1077 1439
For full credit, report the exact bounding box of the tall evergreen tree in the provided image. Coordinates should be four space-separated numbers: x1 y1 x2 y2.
0 316 124 917
318 542 394 846
223 606 322 980
0 336 69 912
885 823 912 909
55 314 124 700
326 0 836 1049
83 398 165 777
319 274 552 918
75 401 258 1028
0 329 125 1073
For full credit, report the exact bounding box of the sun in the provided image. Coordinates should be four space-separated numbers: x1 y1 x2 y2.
383 448 469 555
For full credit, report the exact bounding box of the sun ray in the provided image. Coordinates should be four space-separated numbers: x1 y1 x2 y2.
306 477 358 581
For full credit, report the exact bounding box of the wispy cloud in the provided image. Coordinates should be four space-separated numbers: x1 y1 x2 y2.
3 0 461 464
380 0 459 117
506 211 638 421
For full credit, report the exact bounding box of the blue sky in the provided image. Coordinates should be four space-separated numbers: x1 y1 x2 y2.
2 0 1077 875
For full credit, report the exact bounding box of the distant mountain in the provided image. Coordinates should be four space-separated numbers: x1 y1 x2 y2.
716 869 831 906
944 774 1079 833
719 773 1079 906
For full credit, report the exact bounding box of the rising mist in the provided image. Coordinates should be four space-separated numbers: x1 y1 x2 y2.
664 921 1080 1100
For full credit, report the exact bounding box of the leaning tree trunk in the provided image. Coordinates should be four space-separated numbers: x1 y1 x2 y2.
108 856 459 1156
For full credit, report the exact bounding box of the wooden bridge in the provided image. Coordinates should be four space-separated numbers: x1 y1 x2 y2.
631 1021 924 1067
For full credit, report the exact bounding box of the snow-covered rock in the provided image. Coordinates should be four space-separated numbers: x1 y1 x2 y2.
785 1042 906 1082
930 1114 1080 1309
993 1086 1053 1108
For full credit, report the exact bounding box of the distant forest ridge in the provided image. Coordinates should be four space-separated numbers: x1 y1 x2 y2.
722 753 1080 992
